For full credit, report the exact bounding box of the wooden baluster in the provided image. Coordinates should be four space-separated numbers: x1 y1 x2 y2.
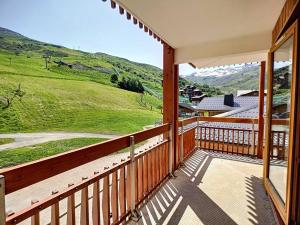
217 128 220 151
143 152 148 196
67 184 75 225
111 163 119 223
205 128 208 149
138 156 143 202
283 132 286 160
135 153 138 203
270 132 274 158
31 200 40 225
152 147 156 186
92 172 100 225
221 128 225 152
237 130 240 155
231 129 234 154
277 132 280 158
208 128 211 150
159 145 163 181
199 127 202 149
247 130 250 155
156 146 159 183
51 190 59 225
102 168 110 225
126 163 131 212
148 150 152 191
225 129 228 153
165 142 169 177
241 130 244 155
212 128 215 151
151 148 156 187
80 177 89 225
119 161 126 220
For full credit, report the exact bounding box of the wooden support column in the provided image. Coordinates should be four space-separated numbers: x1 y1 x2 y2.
257 61 266 159
163 43 178 171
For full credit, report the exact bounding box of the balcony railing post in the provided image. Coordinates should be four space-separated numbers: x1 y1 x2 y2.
0 175 5 225
168 124 175 177
251 121 255 156
129 136 141 222
197 116 200 149
180 122 184 166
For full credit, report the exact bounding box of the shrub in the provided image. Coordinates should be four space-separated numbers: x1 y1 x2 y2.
118 77 144 93
110 74 118 83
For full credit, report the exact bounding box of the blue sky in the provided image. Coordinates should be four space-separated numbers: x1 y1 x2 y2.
0 0 195 75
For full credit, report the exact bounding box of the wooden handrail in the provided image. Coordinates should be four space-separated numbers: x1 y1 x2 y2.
180 117 198 126
0 124 170 194
180 116 289 126
179 116 258 126
5 140 170 225
272 119 289 126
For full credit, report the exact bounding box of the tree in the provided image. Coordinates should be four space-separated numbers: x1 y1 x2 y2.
110 74 118 83
0 83 26 109
118 77 144 93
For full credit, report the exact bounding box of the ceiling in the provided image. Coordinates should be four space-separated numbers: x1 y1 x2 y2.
114 0 285 68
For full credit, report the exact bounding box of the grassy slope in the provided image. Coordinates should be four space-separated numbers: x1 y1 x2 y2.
0 28 162 134
0 138 106 168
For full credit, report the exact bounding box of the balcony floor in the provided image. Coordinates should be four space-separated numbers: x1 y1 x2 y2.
130 150 277 225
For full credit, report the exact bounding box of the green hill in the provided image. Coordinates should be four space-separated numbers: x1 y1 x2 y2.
0 27 163 134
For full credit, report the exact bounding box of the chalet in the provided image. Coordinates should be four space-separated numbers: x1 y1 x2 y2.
194 94 260 116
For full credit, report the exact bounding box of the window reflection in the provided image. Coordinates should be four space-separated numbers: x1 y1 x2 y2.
269 36 293 204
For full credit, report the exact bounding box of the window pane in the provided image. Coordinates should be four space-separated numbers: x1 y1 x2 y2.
269 36 293 204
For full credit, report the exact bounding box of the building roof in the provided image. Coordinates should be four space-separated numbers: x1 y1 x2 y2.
237 90 267 96
114 0 284 67
193 96 259 111
179 102 196 112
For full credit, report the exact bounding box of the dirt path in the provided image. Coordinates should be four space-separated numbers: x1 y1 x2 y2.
0 132 120 151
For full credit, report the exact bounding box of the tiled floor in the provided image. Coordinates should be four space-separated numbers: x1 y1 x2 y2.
129 150 277 225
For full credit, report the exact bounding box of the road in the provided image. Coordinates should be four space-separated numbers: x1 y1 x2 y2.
0 132 119 151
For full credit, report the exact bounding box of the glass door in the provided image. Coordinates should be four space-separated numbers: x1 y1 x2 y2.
265 21 298 224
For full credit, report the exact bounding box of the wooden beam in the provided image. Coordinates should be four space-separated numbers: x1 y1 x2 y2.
163 44 178 171
133 17 138 25
272 0 300 44
138 22 143 29
257 61 266 159
118 6 124 15
110 0 116 9
126 12 131 20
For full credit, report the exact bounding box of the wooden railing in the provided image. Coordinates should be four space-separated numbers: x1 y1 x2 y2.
0 124 171 225
0 116 289 225
198 126 258 156
178 116 288 159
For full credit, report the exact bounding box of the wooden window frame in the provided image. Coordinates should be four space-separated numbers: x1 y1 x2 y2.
264 19 299 225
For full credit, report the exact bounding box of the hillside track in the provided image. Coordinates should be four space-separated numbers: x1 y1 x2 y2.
0 132 119 151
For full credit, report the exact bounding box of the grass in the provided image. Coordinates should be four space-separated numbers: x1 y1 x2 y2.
0 73 162 134
0 28 164 135
0 138 106 168
0 138 14 145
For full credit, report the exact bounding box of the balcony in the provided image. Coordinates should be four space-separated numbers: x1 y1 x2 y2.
128 150 275 225
0 116 286 225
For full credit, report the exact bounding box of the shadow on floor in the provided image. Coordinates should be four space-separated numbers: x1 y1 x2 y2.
245 176 276 225
131 150 276 225
134 150 239 225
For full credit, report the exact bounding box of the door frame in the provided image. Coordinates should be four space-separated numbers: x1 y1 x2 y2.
264 20 299 225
